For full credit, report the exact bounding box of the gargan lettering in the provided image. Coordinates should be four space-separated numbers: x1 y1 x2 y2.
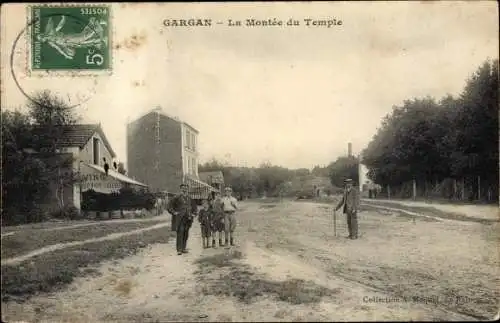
163 19 212 27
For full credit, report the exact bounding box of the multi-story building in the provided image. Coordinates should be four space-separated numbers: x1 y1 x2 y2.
127 107 215 198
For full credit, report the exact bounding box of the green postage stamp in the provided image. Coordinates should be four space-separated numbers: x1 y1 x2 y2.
30 5 111 71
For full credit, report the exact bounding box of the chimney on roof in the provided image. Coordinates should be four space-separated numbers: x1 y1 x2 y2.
348 142 352 157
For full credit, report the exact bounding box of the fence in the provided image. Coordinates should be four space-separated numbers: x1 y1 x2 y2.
377 176 498 203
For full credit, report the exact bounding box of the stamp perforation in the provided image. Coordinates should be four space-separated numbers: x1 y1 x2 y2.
25 3 113 76
27 3 111 9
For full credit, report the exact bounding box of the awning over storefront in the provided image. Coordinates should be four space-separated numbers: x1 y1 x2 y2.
80 163 148 194
184 174 218 199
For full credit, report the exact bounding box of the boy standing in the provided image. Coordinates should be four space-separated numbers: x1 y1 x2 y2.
210 191 225 248
198 199 212 248
221 187 238 246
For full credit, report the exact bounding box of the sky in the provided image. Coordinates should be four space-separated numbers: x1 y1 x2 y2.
1 2 498 169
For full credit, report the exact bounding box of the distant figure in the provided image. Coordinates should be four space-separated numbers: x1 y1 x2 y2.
167 184 197 255
335 178 360 239
155 197 164 216
198 199 212 249
210 191 225 248
113 161 118 170
103 157 109 175
221 187 238 246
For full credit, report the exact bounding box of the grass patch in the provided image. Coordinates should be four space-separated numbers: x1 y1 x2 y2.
194 251 244 270
114 279 134 297
194 252 340 305
259 204 277 210
1 227 173 302
1 220 91 234
257 198 284 204
362 204 440 222
365 201 498 224
1 219 168 259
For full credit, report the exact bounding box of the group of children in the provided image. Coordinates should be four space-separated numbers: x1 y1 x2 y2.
197 188 238 248
198 192 224 248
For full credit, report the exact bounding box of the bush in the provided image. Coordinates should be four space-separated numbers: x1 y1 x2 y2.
1 206 50 226
50 205 81 220
295 190 315 200
81 188 156 212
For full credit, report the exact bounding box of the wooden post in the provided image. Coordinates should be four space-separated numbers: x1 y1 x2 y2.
477 176 481 201
461 178 465 200
453 179 457 200
412 179 417 200
387 185 391 200
333 210 337 237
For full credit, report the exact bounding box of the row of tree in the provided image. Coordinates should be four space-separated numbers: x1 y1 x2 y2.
362 59 499 201
199 158 354 200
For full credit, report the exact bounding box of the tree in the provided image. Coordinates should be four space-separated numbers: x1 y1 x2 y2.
312 165 329 177
198 158 226 172
2 91 82 223
28 90 81 211
295 168 310 177
328 156 359 188
226 167 255 199
2 111 51 224
28 90 80 152
361 58 499 201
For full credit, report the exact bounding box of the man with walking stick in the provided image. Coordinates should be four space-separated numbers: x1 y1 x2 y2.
334 178 360 239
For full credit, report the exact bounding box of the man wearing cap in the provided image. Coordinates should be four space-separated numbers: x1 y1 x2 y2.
167 183 197 255
221 186 238 246
334 178 360 239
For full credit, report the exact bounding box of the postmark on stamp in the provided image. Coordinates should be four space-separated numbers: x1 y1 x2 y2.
30 5 111 71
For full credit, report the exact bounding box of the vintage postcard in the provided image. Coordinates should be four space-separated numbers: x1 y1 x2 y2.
1 2 499 322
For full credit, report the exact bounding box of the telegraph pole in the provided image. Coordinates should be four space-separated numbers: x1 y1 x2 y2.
155 108 161 193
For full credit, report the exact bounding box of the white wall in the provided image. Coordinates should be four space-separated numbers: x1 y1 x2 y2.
359 163 373 191
61 133 116 210
181 123 199 177
81 132 115 166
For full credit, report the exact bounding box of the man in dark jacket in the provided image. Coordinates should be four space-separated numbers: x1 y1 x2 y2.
334 178 360 239
167 183 197 255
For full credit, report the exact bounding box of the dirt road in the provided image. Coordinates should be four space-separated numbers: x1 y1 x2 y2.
2 200 498 322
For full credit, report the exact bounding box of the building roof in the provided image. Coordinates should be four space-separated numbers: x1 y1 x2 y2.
199 171 225 184
181 122 199 134
31 124 117 157
129 107 199 133
84 163 148 187
184 174 218 198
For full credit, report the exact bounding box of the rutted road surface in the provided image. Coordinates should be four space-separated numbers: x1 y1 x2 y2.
2 200 498 322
